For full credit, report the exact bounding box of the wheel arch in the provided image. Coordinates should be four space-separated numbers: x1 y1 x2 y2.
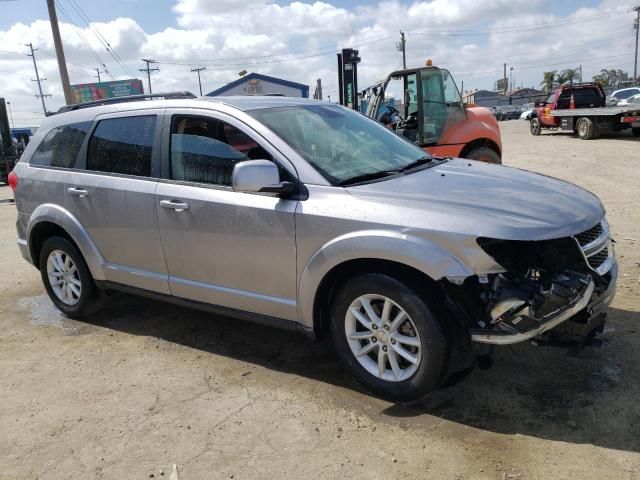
26 204 105 279
311 258 444 339
459 138 502 159
297 230 474 338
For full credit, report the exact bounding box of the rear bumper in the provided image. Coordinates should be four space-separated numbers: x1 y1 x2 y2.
18 238 32 265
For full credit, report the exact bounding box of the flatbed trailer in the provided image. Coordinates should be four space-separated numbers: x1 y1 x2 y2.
0 98 18 184
550 105 640 140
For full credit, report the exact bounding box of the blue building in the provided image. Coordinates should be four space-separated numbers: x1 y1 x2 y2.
207 73 309 98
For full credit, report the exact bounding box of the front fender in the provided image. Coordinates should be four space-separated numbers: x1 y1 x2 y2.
441 106 502 154
297 229 473 330
27 203 106 280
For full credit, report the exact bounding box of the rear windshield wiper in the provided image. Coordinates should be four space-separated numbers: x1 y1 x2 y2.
338 170 400 186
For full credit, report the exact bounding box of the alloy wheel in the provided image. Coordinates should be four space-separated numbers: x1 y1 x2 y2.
46 249 82 306
345 294 422 382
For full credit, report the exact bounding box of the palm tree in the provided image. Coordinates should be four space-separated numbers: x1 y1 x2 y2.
592 68 630 87
540 71 556 91
558 68 580 85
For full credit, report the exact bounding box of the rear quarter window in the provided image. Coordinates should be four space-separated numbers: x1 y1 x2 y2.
87 115 156 177
29 121 92 167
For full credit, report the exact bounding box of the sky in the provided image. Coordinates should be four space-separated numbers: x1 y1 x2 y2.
0 0 637 127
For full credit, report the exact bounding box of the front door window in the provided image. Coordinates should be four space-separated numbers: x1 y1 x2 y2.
421 69 465 143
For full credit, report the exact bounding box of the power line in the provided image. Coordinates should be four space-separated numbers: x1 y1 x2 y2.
54 0 114 80
63 0 135 78
150 33 397 66
407 10 628 37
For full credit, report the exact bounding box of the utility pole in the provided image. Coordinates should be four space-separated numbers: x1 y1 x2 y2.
7 101 14 129
94 68 102 84
46 0 72 105
579 64 583 83
509 67 514 92
190 66 206 96
26 43 51 115
139 59 159 94
397 31 407 69
313 78 323 100
634 6 639 81
503 63 507 95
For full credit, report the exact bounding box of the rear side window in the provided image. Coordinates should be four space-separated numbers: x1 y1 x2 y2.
572 89 603 108
87 115 156 177
30 121 92 167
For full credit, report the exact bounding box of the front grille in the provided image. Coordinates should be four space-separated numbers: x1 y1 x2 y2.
572 220 612 275
575 223 603 247
588 247 609 270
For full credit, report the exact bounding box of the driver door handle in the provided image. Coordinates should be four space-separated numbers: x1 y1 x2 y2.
67 187 88 198
160 199 189 212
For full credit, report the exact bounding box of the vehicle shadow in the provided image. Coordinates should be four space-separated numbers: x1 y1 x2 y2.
82 295 640 454
385 306 640 454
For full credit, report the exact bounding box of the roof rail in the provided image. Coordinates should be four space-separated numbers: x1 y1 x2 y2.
558 82 601 88
56 91 197 113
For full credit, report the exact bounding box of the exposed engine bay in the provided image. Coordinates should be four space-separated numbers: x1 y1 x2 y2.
442 223 616 346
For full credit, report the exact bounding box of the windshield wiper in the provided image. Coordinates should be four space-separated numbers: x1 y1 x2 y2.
338 170 400 186
399 156 434 172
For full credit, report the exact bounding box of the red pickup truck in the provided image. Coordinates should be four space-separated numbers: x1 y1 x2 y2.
530 83 640 139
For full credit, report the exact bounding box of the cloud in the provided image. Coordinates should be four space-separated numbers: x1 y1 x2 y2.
0 0 637 127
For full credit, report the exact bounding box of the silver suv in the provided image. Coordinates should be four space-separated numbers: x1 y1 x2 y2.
11 93 617 402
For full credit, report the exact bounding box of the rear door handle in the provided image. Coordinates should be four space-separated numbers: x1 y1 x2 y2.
160 199 189 212
67 187 88 198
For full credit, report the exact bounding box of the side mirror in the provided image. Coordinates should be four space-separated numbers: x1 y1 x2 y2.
534 101 546 107
232 159 294 196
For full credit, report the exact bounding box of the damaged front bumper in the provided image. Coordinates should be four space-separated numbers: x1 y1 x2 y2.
469 260 617 346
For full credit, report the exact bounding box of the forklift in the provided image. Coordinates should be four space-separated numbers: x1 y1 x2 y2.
337 52 502 163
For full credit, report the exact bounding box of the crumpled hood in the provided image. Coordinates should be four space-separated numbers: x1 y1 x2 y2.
346 159 604 240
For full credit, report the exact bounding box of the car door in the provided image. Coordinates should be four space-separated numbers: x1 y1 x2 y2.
155 109 298 321
65 109 169 294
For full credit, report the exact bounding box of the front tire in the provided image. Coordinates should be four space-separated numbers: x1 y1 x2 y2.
530 117 542 135
39 236 103 318
465 147 501 164
330 273 447 403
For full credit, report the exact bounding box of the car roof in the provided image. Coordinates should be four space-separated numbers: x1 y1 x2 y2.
612 87 640 95
40 95 325 131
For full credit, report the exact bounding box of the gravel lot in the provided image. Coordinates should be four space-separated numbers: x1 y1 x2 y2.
1 121 639 480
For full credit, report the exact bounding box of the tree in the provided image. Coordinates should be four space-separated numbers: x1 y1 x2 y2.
592 68 629 87
557 68 580 85
540 71 556 91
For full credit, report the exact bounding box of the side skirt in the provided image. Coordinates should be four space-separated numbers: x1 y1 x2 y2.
95 280 315 339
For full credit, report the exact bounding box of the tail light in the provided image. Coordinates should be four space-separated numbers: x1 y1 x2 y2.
8 170 18 193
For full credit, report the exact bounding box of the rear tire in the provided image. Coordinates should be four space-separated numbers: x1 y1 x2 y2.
330 273 447 403
530 117 542 135
577 117 596 140
464 147 501 164
39 236 103 318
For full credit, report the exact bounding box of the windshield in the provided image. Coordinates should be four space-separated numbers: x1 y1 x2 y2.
249 104 430 185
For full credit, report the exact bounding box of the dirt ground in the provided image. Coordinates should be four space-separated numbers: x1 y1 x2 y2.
1 121 639 480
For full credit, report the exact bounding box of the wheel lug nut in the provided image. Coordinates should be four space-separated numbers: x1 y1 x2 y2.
372 337 377 343
372 324 378 330
391 339 396 345
382 346 387 352
384 325 389 331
